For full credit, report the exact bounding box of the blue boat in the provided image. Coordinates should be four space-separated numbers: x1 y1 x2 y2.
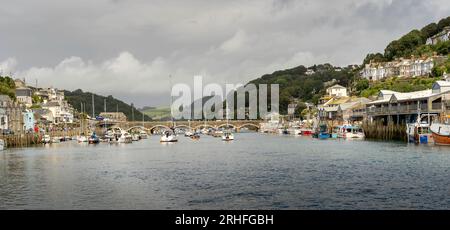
88 132 100 144
315 124 330 140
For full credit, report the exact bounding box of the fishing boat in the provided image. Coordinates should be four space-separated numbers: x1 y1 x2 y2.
118 131 133 143
88 132 100 144
430 116 450 145
343 126 365 139
314 124 329 140
407 121 433 144
160 129 178 142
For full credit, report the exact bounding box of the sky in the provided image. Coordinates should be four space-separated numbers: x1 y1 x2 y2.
1 0 450 107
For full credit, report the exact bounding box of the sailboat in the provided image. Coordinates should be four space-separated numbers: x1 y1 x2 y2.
222 102 234 141
77 102 88 143
160 75 178 143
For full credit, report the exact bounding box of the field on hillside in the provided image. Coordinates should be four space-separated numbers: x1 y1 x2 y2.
140 107 171 120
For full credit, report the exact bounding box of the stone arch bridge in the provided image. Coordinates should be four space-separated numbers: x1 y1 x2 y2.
97 120 262 133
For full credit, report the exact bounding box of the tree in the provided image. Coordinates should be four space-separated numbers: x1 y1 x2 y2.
420 23 439 40
363 53 385 65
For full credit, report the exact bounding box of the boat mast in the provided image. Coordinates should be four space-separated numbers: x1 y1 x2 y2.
169 75 175 128
92 93 95 119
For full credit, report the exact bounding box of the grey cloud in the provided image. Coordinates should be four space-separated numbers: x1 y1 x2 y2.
0 0 449 107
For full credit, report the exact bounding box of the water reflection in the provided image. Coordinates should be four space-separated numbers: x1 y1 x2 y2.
1 133 450 209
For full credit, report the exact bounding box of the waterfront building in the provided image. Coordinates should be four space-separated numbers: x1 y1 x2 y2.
33 108 55 124
0 95 24 133
426 26 450 45
337 98 372 124
99 112 128 122
366 84 450 124
16 87 33 107
23 110 35 132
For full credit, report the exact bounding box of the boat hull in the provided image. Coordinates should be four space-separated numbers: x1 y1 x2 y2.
160 135 178 142
431 132 450 145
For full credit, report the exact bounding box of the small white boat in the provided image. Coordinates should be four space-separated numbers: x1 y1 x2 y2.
77 135 88 143
222 131 234 141
184 130 194 137
43 134 52 144
132 133 140 141
340 126 365 139
118 131 133 143
51 137 61 143
160 130 178 142
139 131 148 139
0 139 5 150
201 128 209 135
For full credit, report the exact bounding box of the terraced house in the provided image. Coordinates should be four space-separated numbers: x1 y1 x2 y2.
361 55 445 81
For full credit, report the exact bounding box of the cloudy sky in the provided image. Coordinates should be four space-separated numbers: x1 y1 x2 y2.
1 0 450 107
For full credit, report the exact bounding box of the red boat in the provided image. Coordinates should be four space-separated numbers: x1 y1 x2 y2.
300 129 313 136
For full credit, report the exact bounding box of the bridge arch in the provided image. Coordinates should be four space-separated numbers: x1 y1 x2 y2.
126 126 150 132
194 124 216 130
217 123 236 129
174 125 191 130
148 125 171 133
237 123 260 131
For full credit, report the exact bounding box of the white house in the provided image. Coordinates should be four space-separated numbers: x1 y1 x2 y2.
426 26 450 45
326 84 347 97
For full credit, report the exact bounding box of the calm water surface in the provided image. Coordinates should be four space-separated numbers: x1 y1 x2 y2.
1 133 450 209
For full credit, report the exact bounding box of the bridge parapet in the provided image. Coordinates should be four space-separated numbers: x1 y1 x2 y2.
101 120 262 132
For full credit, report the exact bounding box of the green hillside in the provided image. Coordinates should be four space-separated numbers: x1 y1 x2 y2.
364 16 450 64
247 64 358 114
64 89 152 121
0 75 16 99
139 106 171 121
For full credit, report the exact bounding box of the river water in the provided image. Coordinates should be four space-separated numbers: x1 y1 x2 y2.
1 133 450 210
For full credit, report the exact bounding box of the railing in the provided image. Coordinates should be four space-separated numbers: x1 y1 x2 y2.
432 102 442 110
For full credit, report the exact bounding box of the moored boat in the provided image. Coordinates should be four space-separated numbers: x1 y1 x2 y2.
407 122 433 144
222 131 234 141
160 129 178 142
118 131 133 143
43 134 52 144
430 123 450 146
314 124 329 140
88 132 100 144
132 133 140 141
139 131 148 139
